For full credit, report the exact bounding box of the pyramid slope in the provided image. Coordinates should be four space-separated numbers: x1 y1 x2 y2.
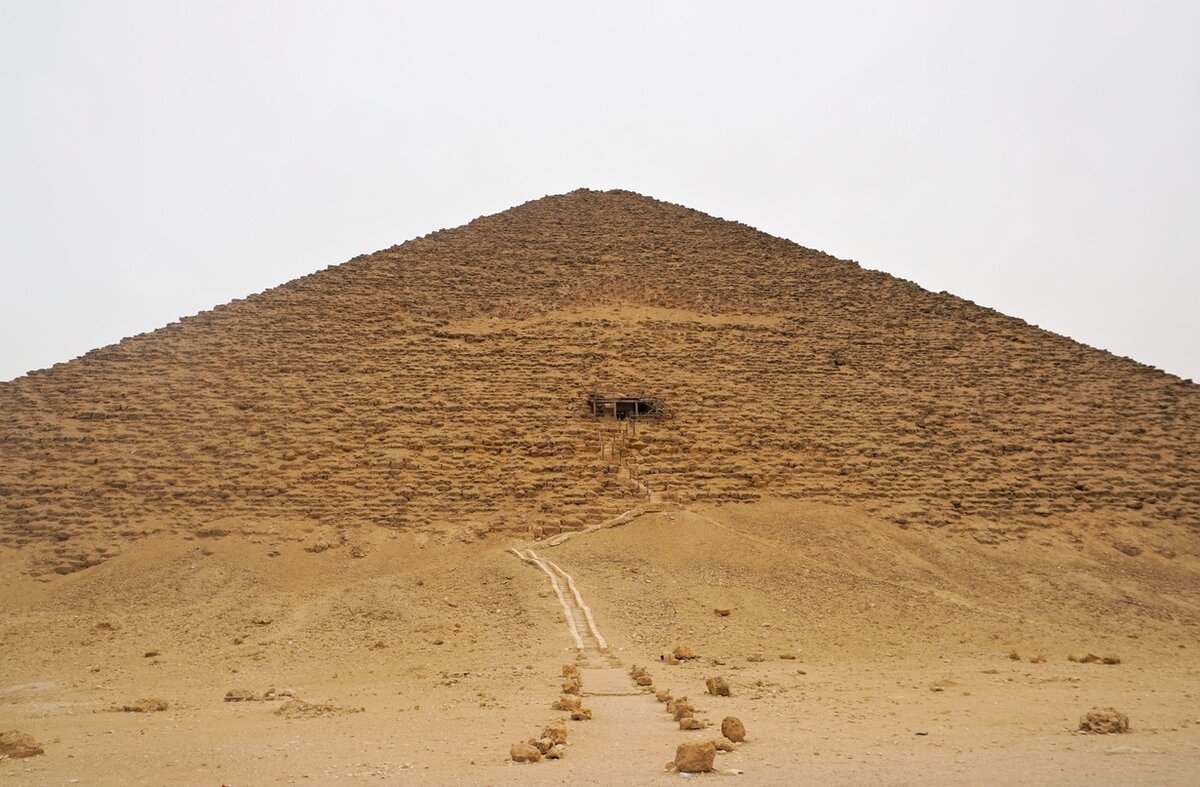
1 188 1197 575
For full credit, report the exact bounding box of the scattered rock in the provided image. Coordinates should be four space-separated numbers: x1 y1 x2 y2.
551 695 582 712
0 730 44 758
673 703 696 722
714 737 736 752
530 738 552 755
635 675 653 687
1069 653 1121 665
655 689 672 703
120 698 169 713
510 742 541 762
542 719 568 746
274 699 363 719
672 644 697 660
562 677 581 695
722 716 747 742
562 663 579 678
680 716 707 730
224 688 257 702
570 708 592 721
143 650 160 658
706 676 731 696
746 653 766 663
1080 707 1130 734
673 740 716 773
545 743 565 759
714 608 731 617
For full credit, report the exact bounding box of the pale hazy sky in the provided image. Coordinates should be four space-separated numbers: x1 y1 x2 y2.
2 1 1198 382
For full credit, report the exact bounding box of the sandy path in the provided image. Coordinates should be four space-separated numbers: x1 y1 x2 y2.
506 547 730 781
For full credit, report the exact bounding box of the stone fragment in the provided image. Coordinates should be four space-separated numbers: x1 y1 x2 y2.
722 715 747 742
570 708 592 721
674 740 716 773
706 676 731 696
680 716 706 730
0 730 44 758
673 644 696 660
545 743 565 759
1080 707 1130 734
552 694 582 712
542 719 568 745
120 698 169 712
714 737 736 752
510 742 541 762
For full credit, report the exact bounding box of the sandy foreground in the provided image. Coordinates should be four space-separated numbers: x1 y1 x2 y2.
2 499 1198 785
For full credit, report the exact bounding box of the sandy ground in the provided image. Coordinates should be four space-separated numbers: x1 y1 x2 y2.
3 498 1198 785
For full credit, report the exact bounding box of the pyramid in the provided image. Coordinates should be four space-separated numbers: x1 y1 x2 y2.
2 188 1197 576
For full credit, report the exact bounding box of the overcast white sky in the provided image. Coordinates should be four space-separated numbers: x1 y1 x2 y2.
2 1 1197 382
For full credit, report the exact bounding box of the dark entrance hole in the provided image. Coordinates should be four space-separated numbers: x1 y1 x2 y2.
587 393 661 420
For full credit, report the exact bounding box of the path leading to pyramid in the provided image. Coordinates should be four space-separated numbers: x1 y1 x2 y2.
507 545 712 780
509 547 617 663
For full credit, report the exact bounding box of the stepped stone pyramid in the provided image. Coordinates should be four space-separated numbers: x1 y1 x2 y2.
2 188 1197 575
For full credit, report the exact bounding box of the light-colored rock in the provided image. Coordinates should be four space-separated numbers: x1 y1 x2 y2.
714 737 736 752
510 742 541 762
552 694 582 712
1080 707 1130 734
570 708 592 721
0 730 44 758
545 743 565 759
706 676 731 696
673 703 696 722
722 716 747 742
674 740 716 773
542 719 568 745
673 644 696 660
120 697 169 712
680 716 706 730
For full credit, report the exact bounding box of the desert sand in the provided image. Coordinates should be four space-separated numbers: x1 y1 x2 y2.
1 189 1197 784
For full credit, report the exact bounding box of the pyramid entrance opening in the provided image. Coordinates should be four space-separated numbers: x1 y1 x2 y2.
587 393 661 420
